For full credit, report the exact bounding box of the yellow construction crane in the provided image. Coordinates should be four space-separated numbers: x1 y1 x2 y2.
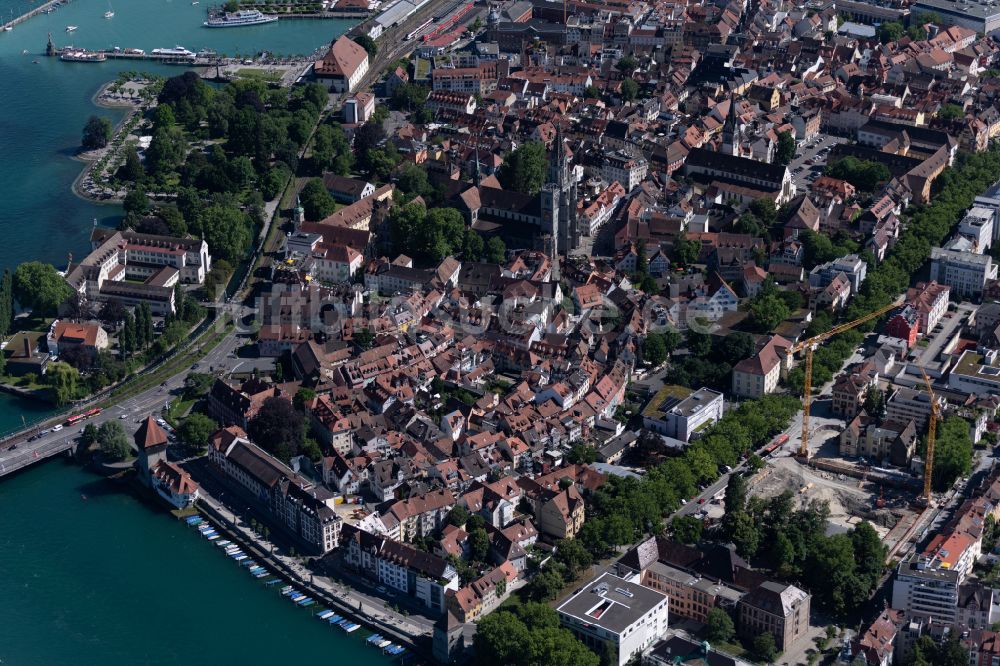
786 299 901 458
919 367 940 506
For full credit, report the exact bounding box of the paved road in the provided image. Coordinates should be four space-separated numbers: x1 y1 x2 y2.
0 326 251 475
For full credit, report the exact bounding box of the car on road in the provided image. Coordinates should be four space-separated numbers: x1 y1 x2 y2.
52 425 63 432
119 414 128 419
698 498 705 504
8 444 17 451
39 429 49 436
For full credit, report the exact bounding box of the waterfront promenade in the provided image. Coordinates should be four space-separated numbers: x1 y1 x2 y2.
194 491 433 653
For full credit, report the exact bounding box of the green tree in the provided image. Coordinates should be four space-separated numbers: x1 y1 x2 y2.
12 261 72 316
497 141 548 195
705 608 735 643
554 539 592 580
932 416 973 491
293 387 316 410
567 443 598 464
82 423 99 447
0 269 12 337
396 163 433 198
82 115 113 150
299 178 337 221
748 292 791 331
724 470 747 514
616 55 637 73
642 333 668 367
776 130 796 165
97 420 131 460
486 236 506 264
475 612 532 665
195 205 254 263
145 125 187 176
469 527 490 562
620 78 639 102
120 311 136 358
825 157 891 192
123 189 151 218
183 372 215 399
672 231 700 266
672 515 703 544
938 104 964 121
390 83 430 112
447 504 470 527
878 21 904 43
45 362 79 406
247 396 304 463
178 413 216 452
752 632 778 662
527 568 565 602
352 34 377 57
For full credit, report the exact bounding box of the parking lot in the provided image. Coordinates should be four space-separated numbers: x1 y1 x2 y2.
789 134 847 189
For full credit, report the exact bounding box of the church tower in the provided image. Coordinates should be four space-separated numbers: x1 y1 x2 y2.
721 94 742 157
546 126 579 264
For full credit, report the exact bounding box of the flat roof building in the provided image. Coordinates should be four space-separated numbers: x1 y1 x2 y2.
912 0 1000 34
557 572 669 666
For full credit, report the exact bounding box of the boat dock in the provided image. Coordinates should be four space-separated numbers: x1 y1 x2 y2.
50 45 205 64
190 505 426 661
3 0 73 31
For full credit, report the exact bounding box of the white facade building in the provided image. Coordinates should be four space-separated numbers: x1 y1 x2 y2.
558 573 669 666
930 247 997 298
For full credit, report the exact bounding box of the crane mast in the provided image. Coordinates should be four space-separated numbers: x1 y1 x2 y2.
920 368 939 506
786 299 901 458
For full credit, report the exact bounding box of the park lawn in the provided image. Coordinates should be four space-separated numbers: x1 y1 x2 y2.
235 68 283 82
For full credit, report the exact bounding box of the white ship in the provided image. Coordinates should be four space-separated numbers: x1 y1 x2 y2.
203 9 278 27
60 49 107 62
65 25 77 32
151 45 195 57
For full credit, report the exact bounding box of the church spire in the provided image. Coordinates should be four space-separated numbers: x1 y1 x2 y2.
721 93 742 157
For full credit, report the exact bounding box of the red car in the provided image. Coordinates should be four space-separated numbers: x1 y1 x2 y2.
698 498 705 504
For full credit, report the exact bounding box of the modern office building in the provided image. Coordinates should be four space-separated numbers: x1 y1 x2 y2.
557 572 669 666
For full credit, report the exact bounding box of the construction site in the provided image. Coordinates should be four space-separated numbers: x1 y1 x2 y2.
736 299 947 564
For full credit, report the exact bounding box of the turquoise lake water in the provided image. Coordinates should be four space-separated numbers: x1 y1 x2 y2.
0 461 392 665
0 0 352 428
0 6 392 663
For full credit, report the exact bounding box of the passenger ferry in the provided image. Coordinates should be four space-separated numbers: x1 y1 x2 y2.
203 9 277 27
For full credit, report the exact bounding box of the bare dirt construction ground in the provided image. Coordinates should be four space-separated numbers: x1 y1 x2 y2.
753 455 900 538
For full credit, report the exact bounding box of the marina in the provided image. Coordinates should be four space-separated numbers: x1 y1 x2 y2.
184 513 412 660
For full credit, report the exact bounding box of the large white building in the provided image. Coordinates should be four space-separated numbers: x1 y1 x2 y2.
949 349 1000 395
314 35 370 93
643 387 724 443
892 540 974 624
731 335 791 398
65 228 212 315
341 524 460 615
958 206 995 253
602 151 648 192
208 434 342 554
557 572 669 666
930 247 997 298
